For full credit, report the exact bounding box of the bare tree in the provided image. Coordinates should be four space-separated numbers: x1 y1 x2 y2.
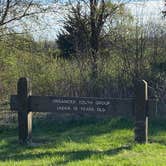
0 0 58 36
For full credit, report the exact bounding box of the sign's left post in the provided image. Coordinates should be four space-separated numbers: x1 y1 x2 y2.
17 77 32 144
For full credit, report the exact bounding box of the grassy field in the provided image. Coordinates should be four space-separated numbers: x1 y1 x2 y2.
0 117 166 166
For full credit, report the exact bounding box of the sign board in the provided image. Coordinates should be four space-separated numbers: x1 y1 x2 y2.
10 78 149 144
11 95 134 115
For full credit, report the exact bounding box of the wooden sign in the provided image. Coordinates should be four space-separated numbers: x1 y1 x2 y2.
10 77 149 144
11 95 134 115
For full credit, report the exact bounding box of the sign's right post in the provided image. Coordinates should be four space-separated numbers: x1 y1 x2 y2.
135 80 148 143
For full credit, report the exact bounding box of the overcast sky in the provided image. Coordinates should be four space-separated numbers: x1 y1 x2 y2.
33 0 165 40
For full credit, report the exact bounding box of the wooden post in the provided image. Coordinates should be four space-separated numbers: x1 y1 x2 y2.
17 77 32 144
135 80 148 143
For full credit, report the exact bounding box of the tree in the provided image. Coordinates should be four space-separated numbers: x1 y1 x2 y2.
57 33 77 58
0 0 57 37
162 0 166 16
58 0 123 76
57 3 90 58
88 0 123 77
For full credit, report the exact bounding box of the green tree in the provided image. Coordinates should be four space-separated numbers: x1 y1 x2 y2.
57 1 123 69
57 3 90 58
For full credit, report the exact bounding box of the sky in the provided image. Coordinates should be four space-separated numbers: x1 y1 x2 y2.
127 0 164 19
30 0 165 41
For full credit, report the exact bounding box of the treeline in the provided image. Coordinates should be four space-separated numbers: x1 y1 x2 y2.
0 1 166 102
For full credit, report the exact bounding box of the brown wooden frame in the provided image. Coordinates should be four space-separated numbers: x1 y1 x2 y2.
10 78 149 144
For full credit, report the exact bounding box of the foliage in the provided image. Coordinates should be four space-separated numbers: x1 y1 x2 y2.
57 1 129 58
0 1 166 101
1 30 166 100
57 3 90 58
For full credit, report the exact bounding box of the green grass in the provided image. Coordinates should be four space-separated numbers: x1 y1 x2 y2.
0 117 166 166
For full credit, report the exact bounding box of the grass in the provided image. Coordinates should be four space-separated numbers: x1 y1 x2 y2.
0 117 166 166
